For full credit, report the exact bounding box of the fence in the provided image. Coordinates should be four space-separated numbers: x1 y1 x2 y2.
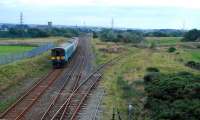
0 43 55 65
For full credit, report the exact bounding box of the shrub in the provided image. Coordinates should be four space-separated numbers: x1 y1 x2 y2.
168 47 176 53
144 72 200 120
149 42 157 49
146 67 160 72
182 29 200 42
144 72 160 83
185 61 200 70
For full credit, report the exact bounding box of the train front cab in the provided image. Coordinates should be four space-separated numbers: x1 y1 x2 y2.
51 48 66 68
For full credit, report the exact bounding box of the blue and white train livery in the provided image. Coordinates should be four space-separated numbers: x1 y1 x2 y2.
51 37 78 68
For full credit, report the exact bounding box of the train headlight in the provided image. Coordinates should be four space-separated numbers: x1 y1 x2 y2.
61 56 65 60
57 56 60 60
51 57 55 60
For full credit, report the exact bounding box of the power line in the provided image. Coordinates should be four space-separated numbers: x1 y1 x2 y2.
20 12 23 25
111 18 114 29
182 20 186 30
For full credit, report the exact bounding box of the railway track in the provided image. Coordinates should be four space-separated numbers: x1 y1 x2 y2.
0 39 83 120
41 56 86 120
40 37 90 120
0 36 122 120
87 89 105 120
48 54 122 120
0 69 63 120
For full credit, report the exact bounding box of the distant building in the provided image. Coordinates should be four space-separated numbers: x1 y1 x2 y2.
48 22 52 28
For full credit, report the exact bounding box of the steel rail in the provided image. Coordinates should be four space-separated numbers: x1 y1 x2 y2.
0 69 63 120
51 55 121 120
69 75 101 120
40 56 85 120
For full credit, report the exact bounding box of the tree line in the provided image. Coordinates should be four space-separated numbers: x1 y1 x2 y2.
1 26 200 43
93 29 144 43
182 29 200 42
0 28 81 38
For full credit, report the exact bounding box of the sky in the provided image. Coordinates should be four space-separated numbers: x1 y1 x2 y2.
0 0 200 29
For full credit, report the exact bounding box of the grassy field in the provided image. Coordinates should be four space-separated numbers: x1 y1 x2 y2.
0 52 51 112
144 37 182 46
0 37 70 113
0 37 68 45
179 49 200 62
0 45 34 55
92 38 200 120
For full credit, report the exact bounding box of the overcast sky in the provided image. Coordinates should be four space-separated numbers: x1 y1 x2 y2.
0 0 200 29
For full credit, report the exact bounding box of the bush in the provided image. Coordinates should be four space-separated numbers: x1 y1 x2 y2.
144 72 160 83
182 29 200 42
146 67 160 72
144 72 200 120
168 47 176 53
185 61 200 70
150 42 157 49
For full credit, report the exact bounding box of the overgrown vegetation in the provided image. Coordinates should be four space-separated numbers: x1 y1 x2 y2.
0 52 51 91
186 61 200 71
94 29 144 43
144 72 200 120
92 37 199 120
0 52 51 112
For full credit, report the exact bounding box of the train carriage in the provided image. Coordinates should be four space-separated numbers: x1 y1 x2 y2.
51 37 78 68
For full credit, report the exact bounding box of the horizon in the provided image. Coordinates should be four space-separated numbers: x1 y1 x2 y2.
0 0 200 29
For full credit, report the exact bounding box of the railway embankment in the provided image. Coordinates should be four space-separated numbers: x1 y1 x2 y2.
0 52 51 113
92 38 200 120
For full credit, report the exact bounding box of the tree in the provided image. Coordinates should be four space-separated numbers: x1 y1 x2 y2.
99 29 144 43
182 29 200 42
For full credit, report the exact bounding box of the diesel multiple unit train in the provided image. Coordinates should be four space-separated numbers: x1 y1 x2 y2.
51 37 78 68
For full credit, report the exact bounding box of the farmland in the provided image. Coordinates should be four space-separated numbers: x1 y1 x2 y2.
0 45 34 55
144 37 182 46
92 37 200 120
0 37 67 45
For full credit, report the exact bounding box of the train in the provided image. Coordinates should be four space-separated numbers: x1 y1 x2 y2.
51 37 78 68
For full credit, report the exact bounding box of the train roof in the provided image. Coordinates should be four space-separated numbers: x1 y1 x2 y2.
52 38 77 50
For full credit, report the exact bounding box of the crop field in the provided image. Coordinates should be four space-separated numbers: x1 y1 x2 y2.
92 37 200 120
0 45 34 55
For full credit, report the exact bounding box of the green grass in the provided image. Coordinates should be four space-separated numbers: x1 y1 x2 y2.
0 52 51 112
145 37 182 46
159 47 200 64
180 49 200 62
0 45 34 55
91 39 119 66
92 38 199 120
0 37 68 45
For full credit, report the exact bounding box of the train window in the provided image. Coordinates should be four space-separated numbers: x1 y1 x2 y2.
51 48 65 56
